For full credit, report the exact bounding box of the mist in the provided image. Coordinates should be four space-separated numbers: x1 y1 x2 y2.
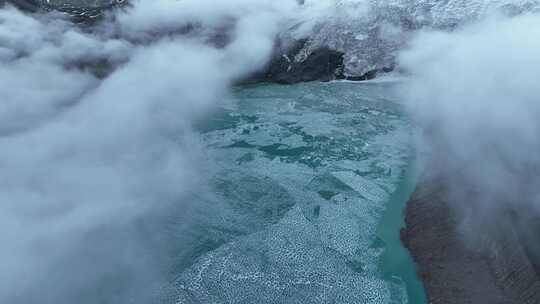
399 13 540 242
0 1 298 303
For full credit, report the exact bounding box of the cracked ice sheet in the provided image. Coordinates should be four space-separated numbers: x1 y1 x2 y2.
161 82 413 304
172 207 393 304
332 171 390 203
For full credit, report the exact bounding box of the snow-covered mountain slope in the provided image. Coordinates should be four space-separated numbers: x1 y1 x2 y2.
286 0 540 77
4 0 539 81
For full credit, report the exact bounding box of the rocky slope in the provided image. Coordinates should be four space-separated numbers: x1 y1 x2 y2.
401 174 512 304
402 172 540 303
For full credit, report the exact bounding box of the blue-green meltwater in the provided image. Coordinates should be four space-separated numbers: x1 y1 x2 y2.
165 81 426 303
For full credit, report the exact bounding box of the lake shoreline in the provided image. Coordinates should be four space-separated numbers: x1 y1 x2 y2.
376 155 426 304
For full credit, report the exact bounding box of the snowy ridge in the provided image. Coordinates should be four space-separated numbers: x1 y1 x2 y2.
289 0 540 76
6 0 538 79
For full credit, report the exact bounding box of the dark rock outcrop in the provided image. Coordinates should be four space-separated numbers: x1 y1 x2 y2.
242 38 386 85
242 39 344 84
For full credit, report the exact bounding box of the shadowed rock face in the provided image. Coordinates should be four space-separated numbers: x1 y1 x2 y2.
243 39 345 84
242 38 384 85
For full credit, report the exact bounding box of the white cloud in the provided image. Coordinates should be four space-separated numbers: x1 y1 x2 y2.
399 13 540 238
0 1 297 303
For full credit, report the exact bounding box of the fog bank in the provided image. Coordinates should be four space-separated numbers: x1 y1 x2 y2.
400 13 540 241
0 1 297 303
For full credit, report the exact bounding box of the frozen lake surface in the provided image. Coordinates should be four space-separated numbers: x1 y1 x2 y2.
159 81 425 304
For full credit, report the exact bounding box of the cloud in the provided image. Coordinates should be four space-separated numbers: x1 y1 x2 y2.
399 13 540 240
0 1 297 303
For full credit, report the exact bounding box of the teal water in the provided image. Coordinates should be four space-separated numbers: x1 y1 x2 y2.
163 81 426 303
376 157 427 304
